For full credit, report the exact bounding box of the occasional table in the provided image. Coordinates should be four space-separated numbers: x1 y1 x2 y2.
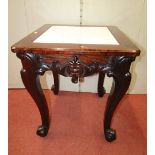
11 25 140 142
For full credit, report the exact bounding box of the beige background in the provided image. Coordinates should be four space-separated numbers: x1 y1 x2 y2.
8 0 147 94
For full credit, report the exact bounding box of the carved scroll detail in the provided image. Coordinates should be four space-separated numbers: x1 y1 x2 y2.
38 54 101 83
17 52 135 84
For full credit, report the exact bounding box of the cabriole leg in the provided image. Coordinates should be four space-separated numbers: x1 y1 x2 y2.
104 56 135 142
17 52 50 137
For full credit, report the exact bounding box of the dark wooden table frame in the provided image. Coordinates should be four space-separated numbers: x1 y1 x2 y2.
11 25 140 142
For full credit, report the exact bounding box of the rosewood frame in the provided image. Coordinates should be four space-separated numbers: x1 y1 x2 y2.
11 24 140 142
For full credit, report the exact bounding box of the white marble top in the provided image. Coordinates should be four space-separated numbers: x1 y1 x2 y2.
33 26 119 45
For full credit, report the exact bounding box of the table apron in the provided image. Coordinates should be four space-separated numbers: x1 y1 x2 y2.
17 52 136 81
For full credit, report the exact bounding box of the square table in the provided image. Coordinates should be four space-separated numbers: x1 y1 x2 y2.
11 25 140 142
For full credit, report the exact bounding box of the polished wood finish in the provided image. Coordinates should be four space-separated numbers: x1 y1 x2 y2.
11 25 140 142
11 24 140 56
16 52 49 137
104 56 135 142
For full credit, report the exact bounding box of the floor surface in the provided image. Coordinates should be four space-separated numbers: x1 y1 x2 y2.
8 90 146 155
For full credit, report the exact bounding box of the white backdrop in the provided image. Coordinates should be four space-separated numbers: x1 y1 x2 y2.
8 0 146 94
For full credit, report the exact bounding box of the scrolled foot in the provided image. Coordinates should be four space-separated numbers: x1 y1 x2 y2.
104 128 116 142
36 125 49 137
